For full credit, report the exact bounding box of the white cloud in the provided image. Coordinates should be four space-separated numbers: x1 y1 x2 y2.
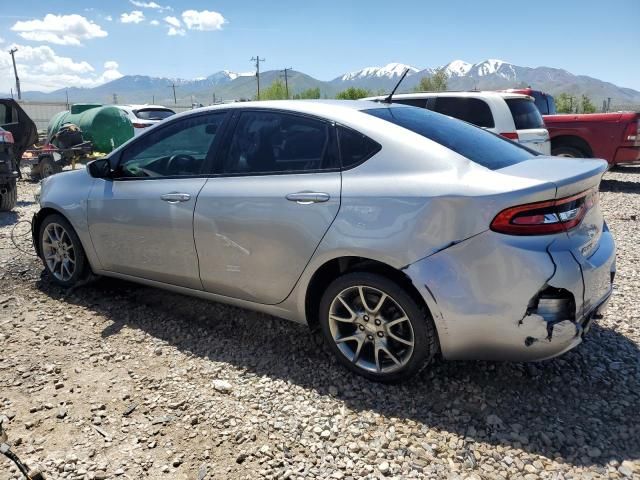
181 10 226 31
163 16 185 36
150 19 160 26
11 14 108 46
120 11 145 24
105 15 113 22
0 44 123 92
130 0 171 11
0 37 4 44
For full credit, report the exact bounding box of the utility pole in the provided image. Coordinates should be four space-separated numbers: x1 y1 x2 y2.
65 89 69 109
251 56 265 100
212 92 216 104
9 48 21 100
152 95 155 104
168 83 178 104
112 93 118 104
281 67 292 99
607 97 611 113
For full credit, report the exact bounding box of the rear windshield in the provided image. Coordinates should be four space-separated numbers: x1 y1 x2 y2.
505 98 545 129
364 106 537 170
134 108 175 120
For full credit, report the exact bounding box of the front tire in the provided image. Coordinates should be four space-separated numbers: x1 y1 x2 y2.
319 272 438 383
0 180 17 211
39 214 89 287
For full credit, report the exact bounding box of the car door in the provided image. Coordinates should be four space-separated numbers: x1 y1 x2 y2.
87 111 229 289
194 109 341 304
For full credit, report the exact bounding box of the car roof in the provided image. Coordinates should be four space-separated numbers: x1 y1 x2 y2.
363 91 532 101
119 104 175 110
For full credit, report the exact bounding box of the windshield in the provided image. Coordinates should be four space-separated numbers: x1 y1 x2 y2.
134 108 175 120
506 98 545 129
364 106 537 170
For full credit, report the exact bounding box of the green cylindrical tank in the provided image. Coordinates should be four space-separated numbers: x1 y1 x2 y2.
47 105 134 153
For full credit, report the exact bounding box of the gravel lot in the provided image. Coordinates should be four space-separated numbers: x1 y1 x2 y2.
1 162 639 480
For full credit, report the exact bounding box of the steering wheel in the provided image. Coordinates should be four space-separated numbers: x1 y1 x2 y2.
166 154 197 175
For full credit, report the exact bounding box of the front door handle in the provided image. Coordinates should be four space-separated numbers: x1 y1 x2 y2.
285 192 330 204
161 192 191 203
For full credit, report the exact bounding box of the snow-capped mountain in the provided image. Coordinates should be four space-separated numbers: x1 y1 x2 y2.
441 60 472 77
339 63 420 82
10 59 639 111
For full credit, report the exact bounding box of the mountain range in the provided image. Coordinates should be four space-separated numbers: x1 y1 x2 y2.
6 59 640 111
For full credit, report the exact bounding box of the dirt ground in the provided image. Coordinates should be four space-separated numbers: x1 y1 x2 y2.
1 161 639 480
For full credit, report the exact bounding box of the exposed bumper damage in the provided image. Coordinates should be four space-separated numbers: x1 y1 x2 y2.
404 227 615 362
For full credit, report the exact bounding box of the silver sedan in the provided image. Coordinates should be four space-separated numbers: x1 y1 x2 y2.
32 100 616 382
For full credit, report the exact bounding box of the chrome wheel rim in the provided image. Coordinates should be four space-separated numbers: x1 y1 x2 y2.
328 285 415 374
42 223 76 282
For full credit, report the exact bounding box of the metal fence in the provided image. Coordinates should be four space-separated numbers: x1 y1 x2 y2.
17 101 194 131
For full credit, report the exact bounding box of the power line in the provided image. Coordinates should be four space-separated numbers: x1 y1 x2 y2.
8 48 21 100
281 67 293 99
251 56 266 100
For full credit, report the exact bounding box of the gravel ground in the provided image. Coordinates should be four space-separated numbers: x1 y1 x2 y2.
1 162 639 480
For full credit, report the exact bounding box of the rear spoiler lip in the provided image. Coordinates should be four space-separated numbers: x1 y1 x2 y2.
497 156 607 198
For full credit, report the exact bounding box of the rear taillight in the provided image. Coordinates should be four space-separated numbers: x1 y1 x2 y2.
132 123 151 129
500 132 519 140
491 188 598 235
0 130 14 143
622 120 640 144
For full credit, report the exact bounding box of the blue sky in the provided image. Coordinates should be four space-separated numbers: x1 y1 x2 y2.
1 0 639 92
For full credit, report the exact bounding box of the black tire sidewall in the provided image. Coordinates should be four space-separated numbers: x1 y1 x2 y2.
319 272 437 383
0 180 17 211
39 214 88 287
552 146 584 158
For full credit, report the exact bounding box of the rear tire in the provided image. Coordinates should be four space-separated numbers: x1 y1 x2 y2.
319 272 438 383
552 146 584 158
0 180 17 211
39 214 89 288
39 155 62 179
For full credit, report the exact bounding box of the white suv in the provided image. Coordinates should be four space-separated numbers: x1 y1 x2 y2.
118 105 176 137
363 91 551 155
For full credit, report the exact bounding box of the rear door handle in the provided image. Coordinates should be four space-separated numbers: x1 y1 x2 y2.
285 192 330 204
161 192 191 203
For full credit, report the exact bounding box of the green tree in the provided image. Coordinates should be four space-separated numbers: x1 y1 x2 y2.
580 94 597 113
336 87 372 100
258 79 288 100
293 87 321 99
555 93 575 113
415 70 449 92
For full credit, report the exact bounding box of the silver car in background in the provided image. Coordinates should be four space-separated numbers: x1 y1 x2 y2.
32 100 615 382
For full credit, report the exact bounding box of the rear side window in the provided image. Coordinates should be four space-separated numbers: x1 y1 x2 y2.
337 126 381 169
506 99 545 130
364 106 536 170
135 108 175 120
223 111 337 174
431 97 495 128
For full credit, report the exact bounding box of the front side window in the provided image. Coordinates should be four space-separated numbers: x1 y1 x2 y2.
0 103 16 125
117 112 226 178
223 111 336 174
365 106 536 170
431 97 495 128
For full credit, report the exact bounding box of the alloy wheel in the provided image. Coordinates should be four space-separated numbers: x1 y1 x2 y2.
328 285 415 374
42 222 76 282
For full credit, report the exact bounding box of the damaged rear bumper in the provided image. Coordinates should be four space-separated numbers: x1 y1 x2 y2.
404 227 615 362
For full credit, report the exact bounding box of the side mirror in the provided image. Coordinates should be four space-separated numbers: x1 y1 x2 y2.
87 158 112 179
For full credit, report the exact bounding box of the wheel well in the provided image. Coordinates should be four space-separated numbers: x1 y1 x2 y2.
305 256 429 333
551 135 593 157
32 207 65 257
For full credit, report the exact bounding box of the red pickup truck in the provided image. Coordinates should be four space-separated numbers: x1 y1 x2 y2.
505 88 640 166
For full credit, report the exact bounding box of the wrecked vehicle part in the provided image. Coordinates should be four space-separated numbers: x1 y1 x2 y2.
403 225 614 362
